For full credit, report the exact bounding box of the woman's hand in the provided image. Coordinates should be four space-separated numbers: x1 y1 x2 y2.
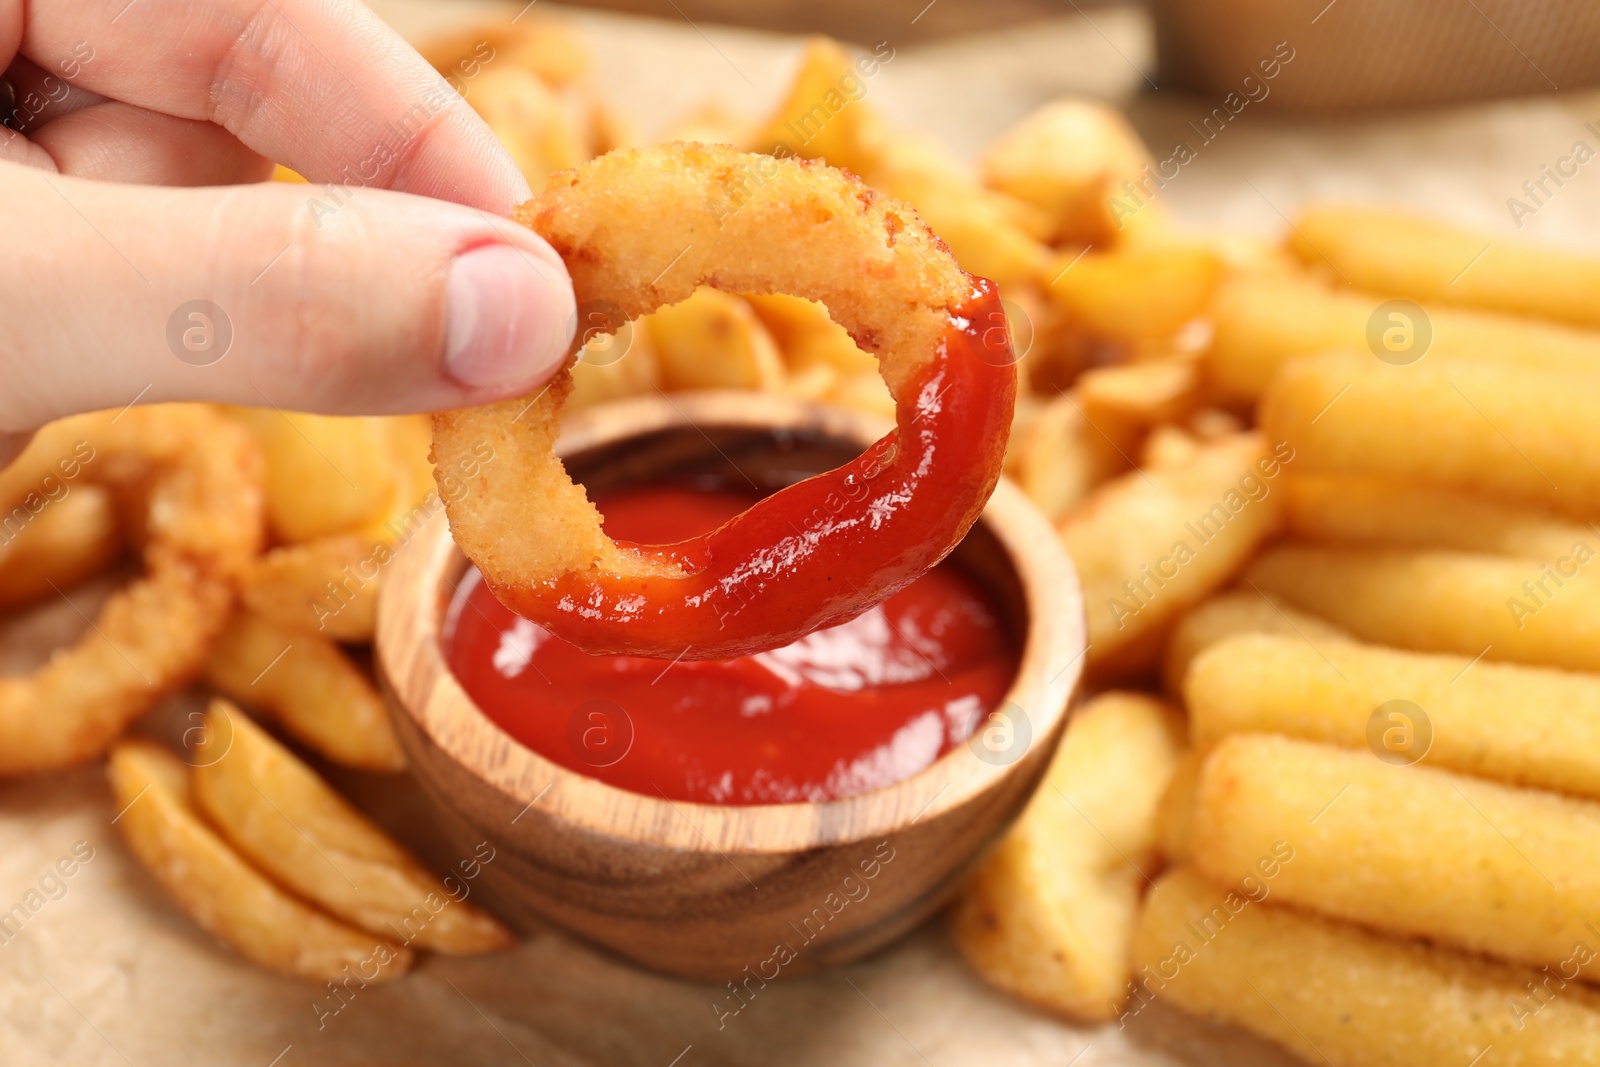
0 0 576 464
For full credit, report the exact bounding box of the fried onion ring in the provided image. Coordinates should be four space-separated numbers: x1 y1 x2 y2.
0 406 263 775
433 143 1017 658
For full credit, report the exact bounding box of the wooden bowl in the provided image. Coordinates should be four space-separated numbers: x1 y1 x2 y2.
375 392 1084 980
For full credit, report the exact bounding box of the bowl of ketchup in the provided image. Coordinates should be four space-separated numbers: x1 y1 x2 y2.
376 391 1084 979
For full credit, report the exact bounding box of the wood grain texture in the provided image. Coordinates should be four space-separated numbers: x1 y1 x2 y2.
376 391 1084 979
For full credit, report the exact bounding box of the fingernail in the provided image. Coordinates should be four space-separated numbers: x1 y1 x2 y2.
444 243 575 390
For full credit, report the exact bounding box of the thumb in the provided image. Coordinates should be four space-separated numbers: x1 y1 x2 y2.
0 165 577 434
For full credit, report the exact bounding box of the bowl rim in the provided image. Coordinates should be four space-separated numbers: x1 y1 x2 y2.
375 391 1085 855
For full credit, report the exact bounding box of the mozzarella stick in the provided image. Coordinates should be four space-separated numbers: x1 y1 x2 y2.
1188 633 1600 797
1161 588 1350 695
1291 204 1600 328
1247 544 1600 673
1284 475 1593 560
1191 734 1600 974
1130 866 1600 1067
1265 353 1600 518
1207 272 1600 404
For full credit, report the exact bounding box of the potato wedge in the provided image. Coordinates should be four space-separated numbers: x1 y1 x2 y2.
1246 544 1600 674
646 288 785 393
1011 389 1131 521
951 692 1185 1021
1132 866 1600 1067
980 99 1153 246
1292 203 1600 328
746 36 887 177
108 740 411 982
1192 734 1600 975
465 66 590 187
193 704 512 955
568 316 661 412
1078 357 1205 432
420 16 589 89
227 410 402 544
1284 474 1593 559
1047 244 1223 340
1206 271 1600 405
204 611 405 772
240 535 380 642
0 485 120 611
1189 632 1600 798
1060 432 1287 677
1161 588 1351 695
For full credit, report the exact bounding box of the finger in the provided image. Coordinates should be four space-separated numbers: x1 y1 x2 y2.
22 0 531 213
0 164 576 433
28 102 272 185
3 54 104 134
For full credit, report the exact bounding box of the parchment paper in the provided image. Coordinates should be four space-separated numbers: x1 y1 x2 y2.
7 3 1600 1063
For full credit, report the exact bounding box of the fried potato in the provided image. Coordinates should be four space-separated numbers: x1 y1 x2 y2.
1246 544 1600 673
240 534 380 642
192 705 512 955
1161 588 1351 695
1206 271 1600 404
951 692 1185 1021
1292 203 1600 328
659 102 751 148
1264 353 1600 518
825 370 897 418
1012 389 1130 521
568 315 662 412
645 288 786 393
1060 433 1286 678
980 99 1153 247
1284 474 1593 559
1190 633 1600 798
1078 358 1205 431
108 740 411 982
466 66 590 187
420 16 589 89
1047 245 1222 340
227 410 402 544
1192 734 1600 974
204 611 404 773
1152 749 1203 865
746 36 887 176
1132 866 1600 1067
0 485 120 611
866 133 1052 290
744 292 877 378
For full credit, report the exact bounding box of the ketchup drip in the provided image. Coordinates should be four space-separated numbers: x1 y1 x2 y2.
443 483 1018 805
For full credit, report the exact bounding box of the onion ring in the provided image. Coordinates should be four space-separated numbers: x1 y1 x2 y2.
0 406 263 775
433 143 1017 659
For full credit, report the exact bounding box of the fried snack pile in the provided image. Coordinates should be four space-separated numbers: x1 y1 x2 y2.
436 142 1016 658
8 17 1600 1050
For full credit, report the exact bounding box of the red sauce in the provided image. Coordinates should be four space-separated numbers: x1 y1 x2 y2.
491 279 1018 660
443 483 1018 805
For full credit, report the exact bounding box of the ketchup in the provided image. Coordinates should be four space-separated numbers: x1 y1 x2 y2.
442 483 1018 805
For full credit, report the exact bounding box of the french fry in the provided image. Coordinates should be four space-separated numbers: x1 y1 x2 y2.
1161 588 1350 695
1012 389 1130 521
204 611 405 773
192 704 512 955
1264 353 1600 518
1284 474 1593 559
108 740 411 982
980 99 1154 247
1060 433 1286 677
1046 245 1223 340
227 410 402 544
1192 734 1600 975
646 288 786 393
0 485 120 611
950 692 1185 1021
1206 271 1600 404
1078 358 1205 431
465 66 590 187
1246 544 1600 674
745 36 888 177
1189 633 1600 798
1292 204 1600 328
1131 866 1600 1067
